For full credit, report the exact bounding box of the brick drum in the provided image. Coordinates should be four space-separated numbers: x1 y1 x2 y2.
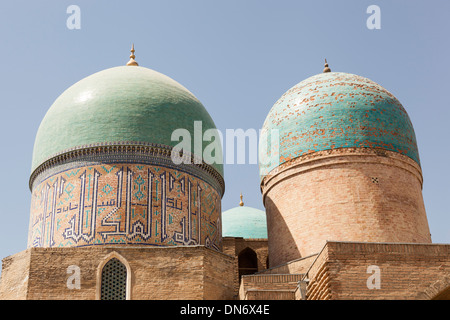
28 162 222 251
261 148 431 267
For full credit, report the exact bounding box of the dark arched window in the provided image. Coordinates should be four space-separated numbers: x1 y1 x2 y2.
238 248 258 279
100 258 127 300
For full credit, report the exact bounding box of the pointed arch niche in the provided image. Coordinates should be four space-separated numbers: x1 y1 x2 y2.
238 247 258 279
96 252 132 300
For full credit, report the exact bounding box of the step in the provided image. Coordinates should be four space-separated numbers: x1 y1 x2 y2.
244 289 297 300
239 274 305 300
241 274 305 290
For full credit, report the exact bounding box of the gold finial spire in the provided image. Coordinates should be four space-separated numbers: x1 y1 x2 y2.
239 193 244 206
126 44 139 66
323 58 331 73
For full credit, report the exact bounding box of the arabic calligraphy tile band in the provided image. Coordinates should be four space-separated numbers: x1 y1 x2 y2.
28 162 222 251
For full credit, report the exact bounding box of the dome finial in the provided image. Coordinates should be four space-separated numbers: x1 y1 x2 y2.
126 44 139 66
323 58 331 73
239 193 244 206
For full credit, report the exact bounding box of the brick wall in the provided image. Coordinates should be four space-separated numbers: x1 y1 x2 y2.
0 245 236 300
0 249 31 299
260 254 317 275
222 237 269 295
305 241 450 300
203 247 239 299
304 244 331 300
224 238 269 270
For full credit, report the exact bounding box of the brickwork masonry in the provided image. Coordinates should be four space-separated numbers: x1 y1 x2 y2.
0 245 236 300
303 241 450 300
261 148 431 266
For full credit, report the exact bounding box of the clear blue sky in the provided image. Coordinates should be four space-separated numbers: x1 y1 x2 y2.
0 0 449 268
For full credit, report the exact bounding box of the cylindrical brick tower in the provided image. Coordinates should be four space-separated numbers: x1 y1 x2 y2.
259 64 431 267
28 50 224 251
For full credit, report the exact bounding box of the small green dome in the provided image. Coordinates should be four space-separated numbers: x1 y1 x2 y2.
31 66 223 176
259 72 420 176
222 206 267 239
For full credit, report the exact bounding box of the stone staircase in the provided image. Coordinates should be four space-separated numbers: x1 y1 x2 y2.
239 273 305 300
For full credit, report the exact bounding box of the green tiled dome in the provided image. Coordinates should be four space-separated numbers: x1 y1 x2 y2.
222 206 267 239
259 72 420 176
31 66 223 176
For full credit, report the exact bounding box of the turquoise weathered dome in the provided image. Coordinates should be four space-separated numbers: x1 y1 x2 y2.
31 66 223 177
259 71 420 176
222 206 267 239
